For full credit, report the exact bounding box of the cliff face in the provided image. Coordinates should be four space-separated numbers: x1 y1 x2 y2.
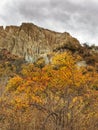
0 23 81 62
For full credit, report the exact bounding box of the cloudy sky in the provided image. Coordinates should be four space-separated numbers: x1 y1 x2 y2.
0 0 98 45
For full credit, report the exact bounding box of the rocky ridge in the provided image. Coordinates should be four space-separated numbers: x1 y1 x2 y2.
0 23 81 63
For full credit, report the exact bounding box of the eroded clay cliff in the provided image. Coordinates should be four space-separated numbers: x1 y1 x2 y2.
0 23 81 62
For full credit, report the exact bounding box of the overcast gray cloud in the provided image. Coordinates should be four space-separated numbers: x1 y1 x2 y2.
0 0 98 45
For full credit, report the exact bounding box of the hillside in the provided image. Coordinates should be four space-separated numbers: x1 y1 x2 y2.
0 23 98 130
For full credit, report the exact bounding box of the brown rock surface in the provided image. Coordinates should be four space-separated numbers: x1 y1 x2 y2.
0 23 81 62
